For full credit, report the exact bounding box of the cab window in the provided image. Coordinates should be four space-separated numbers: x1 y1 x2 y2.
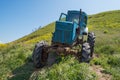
59 13 67 21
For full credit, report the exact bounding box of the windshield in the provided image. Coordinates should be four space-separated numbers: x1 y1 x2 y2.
67 14 79 24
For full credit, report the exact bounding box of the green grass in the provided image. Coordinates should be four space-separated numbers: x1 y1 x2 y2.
88 10 120 80
38 56 97 80
0 10 120 80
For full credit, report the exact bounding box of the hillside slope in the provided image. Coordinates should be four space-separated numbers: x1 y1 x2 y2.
0 10 120 80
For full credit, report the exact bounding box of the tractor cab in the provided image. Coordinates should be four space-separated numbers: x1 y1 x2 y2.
52 10 88 45
59 10 87 26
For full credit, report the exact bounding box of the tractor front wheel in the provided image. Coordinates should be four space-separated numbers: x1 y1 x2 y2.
32 41 48 68
81 42 91 62
87 32 95 57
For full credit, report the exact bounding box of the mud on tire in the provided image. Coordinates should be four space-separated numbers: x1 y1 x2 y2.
87 32 95 57
81 42 91 62
32 41 48 68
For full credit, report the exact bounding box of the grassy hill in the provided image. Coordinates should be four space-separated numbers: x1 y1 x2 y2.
0 10 120 80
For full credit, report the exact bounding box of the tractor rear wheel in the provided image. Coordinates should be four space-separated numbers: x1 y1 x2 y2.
81 42 91 62
32 41 48 68
87 32 95 57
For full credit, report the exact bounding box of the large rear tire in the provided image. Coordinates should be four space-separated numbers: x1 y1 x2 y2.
32 41 48 68
81 42 91 62
87 32 95 57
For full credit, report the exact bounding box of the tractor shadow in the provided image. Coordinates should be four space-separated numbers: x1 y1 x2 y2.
8 59 35 80
8 53 61 80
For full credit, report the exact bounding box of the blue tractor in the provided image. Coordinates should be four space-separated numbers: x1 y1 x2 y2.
32 9 95 68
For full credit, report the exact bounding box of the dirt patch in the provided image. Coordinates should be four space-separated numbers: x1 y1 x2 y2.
90 65 111 80
91 54 111 80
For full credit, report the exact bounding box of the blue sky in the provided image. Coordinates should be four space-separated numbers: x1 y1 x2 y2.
0 0 120 43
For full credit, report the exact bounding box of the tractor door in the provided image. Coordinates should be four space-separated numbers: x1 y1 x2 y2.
59 13 67 21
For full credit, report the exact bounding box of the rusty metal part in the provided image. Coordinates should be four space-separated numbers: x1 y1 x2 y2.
44 46 78 56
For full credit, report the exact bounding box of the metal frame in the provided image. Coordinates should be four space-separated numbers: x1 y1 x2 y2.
59 13 67 21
